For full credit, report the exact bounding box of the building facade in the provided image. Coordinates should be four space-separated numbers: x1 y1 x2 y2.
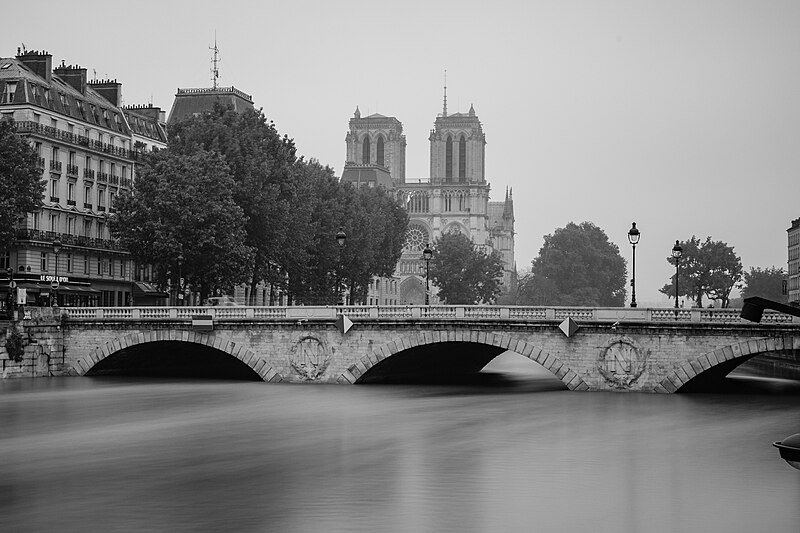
0 49 167 309
789 217 800 306
341 98 515 305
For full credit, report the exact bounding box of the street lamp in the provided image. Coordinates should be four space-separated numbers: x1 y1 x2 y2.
671 240 682 314
335 227 346 304
627 222 640 308
52 239 62 307
5 266 14 318
176 254 184 306
422 243 433 305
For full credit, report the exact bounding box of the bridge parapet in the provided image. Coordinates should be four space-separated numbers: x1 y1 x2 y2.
47 305 799 324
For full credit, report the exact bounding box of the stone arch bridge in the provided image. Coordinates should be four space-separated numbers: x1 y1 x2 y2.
2 305 799 393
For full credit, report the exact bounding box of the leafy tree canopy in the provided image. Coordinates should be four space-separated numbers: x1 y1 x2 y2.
111 149 252 301
660 236 743 308
0 120 45 252
741 266 787 303
429 232 504 304
521 221 627 307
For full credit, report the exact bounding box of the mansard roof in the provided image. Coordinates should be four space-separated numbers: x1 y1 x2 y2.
0 56 131 135
167 86 254 125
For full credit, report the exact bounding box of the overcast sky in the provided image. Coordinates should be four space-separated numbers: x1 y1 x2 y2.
4 0 799 304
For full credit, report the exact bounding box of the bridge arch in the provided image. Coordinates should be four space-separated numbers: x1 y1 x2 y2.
655 336 798 393
339 331 588 390
72 329 282 382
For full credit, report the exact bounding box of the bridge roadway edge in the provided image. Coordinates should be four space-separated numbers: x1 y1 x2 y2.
2 307 798 392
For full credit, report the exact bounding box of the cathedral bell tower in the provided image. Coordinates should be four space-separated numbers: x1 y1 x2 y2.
344 107 406 184
429 83 486 185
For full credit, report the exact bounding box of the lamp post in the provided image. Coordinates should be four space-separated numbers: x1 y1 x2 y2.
5 266 14 319
335 227 346 305
627 222 640 308
422 243 433 305
176 254 184 306
671 240 682 315
52 239 62 307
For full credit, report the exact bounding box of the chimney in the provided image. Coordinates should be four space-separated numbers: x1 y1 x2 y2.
89 79 122 107
53 63 88 94
122 104 164 122
16 49 52 83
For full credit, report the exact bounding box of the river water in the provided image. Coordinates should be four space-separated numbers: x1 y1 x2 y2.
1 353 799 533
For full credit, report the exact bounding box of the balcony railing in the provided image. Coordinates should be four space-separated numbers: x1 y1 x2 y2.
98 172 108 183
49 196 60 203
109 174 120 185
83 202 93 209
83 169 95 180
67 199 76 206
98 206 106 212
13 121 135 161
14 228 127 252
50 160 62 172
66 164 79 176
36 156 45 168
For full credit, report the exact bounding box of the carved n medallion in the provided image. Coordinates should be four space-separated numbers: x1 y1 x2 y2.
290 335 330 381
597 337 647 389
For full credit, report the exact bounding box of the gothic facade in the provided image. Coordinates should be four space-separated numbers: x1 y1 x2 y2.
342 101 515 305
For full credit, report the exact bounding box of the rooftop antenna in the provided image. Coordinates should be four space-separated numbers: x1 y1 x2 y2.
210 32 220 89
21 43 27 54
442 69 448 117
92 69 97 81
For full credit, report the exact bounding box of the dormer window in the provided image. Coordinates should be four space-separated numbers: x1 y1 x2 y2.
1 82 15 104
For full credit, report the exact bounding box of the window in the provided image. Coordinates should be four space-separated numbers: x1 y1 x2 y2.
49 213 58 232
2 82 16 104
109 191 115 209
445 135 453 180
67 182 75 203
458 135 466 181
33 212 40 230
50 180 58 199
377 135 384 166
83 220 92 237
98 189 105 209
97 222 105 240
0 251 9 270
34 142 41 155
41 252 48 271
66 216 75 235
362 136 370 164
69 151 76 166
52 146 59 162
120 260 126 278
66 253 72 273
110 163 115 178
84 186 91 205
85 155 92 169
84 256 89 275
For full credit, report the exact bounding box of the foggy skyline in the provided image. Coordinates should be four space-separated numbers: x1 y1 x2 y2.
4 0 799 304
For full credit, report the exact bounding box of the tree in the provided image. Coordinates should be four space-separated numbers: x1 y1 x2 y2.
0 120 45 252
741 266 787 303
521 222 627 306
429 232 504 304
111 150 253 301
168 104 298 302
660 236 743 308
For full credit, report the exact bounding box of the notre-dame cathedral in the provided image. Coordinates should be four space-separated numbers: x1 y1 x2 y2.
341 93 516 305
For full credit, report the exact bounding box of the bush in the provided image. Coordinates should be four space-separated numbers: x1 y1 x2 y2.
5 330 24 363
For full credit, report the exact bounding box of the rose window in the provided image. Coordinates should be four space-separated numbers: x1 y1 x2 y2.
404 224 429 251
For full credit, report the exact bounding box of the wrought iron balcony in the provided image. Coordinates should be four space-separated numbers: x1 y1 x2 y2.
67 199 76 206
50 160 62 172
98 172 109 183
13 121 135 161
83 169 95 180
14 228 127 252
66 164 79 176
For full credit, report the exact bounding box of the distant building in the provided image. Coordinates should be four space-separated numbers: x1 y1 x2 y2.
341 94 516 305
167 86 254 125
789 217 800 305
0 48 167 308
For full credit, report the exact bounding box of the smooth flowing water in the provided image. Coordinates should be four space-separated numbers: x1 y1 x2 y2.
1 354 799 533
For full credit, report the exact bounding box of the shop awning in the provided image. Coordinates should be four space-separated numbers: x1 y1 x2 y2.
134 282 169 297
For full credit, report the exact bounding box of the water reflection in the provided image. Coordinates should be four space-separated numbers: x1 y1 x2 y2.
0 353 798 532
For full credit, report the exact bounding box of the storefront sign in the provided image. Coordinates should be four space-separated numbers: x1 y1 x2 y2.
40 275 69 283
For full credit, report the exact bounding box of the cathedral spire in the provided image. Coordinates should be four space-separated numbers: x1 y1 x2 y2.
354 106 360 119
442 69 448 117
